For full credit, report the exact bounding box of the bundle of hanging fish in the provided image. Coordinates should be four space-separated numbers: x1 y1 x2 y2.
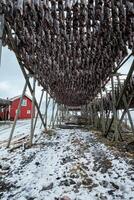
91 74 134 111
0 0 133 106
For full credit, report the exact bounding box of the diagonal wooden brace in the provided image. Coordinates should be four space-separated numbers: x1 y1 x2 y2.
7 82 27 148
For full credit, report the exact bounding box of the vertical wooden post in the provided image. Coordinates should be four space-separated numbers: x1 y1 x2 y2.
0 14 4 65
56 104 60 125
100 90 105 135
45 92 48 131
40 95 51 129
53 104 58 127
51 100 56 129
111 76 120 141
33 89 44 131
90 104 94 126
61 104 64 122
30 77 36 146
94 105 97 128
7 82 27 148
59 105 62 125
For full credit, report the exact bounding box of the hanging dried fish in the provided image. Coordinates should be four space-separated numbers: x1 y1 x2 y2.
0 0 133 106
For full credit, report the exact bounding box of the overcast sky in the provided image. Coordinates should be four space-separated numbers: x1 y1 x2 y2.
0 46 133 101
0 46 43 101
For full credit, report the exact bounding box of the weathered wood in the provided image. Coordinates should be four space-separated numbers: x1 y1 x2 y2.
33 90 44 132
7 82 27 148
0 0 133 106
30 77 36 146
0 14 4 65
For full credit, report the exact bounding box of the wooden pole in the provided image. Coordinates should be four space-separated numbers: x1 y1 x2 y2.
7 82 27 148
111 76 121 141
0 14 4 65
51 100 56 128
33 89 44 131
40 95 51 129
56 104 60 125
100 90 105 135
53 104 58 127
45 92 48 131
50 100 55 128
30 77 36 146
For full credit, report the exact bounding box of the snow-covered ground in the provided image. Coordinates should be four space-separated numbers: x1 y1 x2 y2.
0 126 134 200
0 119 44 143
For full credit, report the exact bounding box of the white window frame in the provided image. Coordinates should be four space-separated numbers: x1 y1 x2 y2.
21 99 27 106
27 110 31 114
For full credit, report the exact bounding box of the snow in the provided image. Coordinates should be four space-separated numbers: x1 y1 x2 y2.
0 119 42 142
0 124 134 200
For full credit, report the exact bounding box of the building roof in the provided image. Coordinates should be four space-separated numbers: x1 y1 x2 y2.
10 94 32 102
0 98 11 107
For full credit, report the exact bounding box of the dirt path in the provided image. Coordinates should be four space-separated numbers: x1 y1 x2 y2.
0 129 134 200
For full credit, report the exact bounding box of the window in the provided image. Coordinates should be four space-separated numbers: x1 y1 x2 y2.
27 110 31 114
21 99 27 106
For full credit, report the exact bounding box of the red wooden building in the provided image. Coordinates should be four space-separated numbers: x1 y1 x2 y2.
0 95 35 121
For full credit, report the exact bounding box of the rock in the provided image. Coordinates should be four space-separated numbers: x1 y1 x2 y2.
108 190 115 195
99 193 107 200
56 177 61 180
101 180 109 188
0 193 3 199
82 165 89 171
70 179 76 185
27 197 35 200
59 179 76 186
41 183 53 191
92 183 98 188
59 180 70 186
101 167 108 174
35 162 40 166
110 182 119 190
70 173 79 179
82 178 93 186
61 156 73 165
63 174 66 178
